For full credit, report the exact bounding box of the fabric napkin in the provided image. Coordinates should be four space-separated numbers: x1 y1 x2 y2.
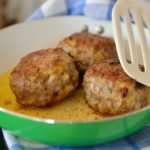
2 0 150 150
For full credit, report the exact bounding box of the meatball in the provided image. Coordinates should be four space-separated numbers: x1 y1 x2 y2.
58 32 118 72
83 59 149 115
10 48 79 107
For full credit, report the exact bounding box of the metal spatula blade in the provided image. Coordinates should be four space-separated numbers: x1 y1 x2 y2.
112 0 150 86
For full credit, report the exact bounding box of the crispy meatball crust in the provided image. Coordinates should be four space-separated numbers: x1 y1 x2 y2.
58 32 118 72
10 48 79 107
83 60 149 115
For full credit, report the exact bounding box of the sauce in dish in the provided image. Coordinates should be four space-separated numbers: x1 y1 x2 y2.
0 71 106 121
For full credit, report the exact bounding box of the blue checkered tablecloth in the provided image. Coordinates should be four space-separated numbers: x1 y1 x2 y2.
3 0 150 150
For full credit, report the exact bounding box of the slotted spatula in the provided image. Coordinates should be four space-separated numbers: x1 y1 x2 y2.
112 0 150 86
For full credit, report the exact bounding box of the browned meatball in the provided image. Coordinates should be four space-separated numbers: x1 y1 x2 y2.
58 32 118 72
10 48 79 107
83 59 149 115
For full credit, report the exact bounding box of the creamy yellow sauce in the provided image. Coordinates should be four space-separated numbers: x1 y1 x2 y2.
0 71 105 121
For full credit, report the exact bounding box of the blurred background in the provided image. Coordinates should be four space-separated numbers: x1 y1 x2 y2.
0 0 46 29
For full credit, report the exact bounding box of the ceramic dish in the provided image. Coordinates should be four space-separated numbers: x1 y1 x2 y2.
0 16 150 146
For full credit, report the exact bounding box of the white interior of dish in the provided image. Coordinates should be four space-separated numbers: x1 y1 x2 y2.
0 16 150 123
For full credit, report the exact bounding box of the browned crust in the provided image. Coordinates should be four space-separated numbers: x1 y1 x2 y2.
12 48 71 75
85 59 134 85
59 32 116 53
10 48 79 107
58 32 118 71
83 59 149 115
